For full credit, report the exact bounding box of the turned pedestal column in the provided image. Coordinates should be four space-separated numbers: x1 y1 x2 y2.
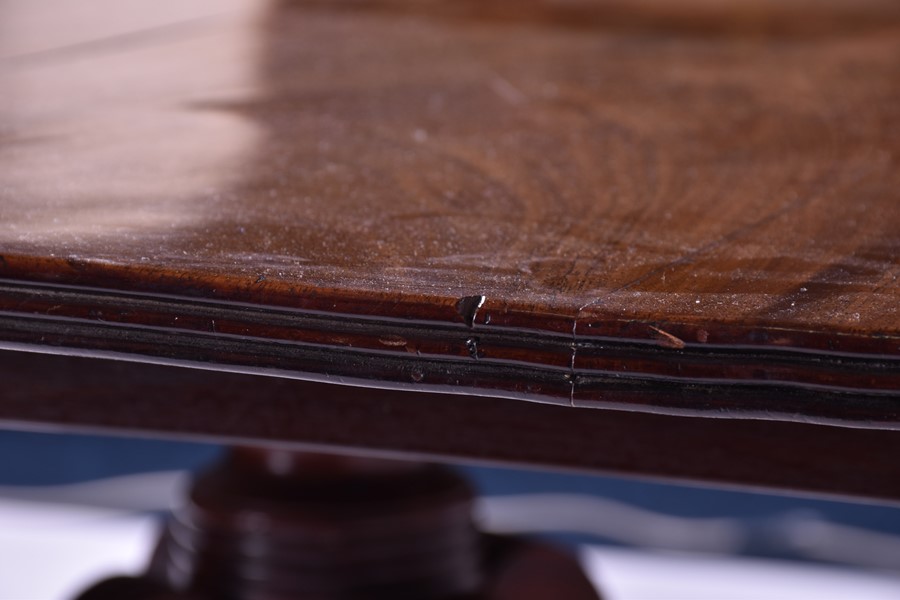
76 448 601 600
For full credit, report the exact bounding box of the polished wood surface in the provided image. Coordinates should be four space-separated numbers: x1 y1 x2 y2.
1 0 899 421
138 449 601 599
3 351 900 504
150 451 487 599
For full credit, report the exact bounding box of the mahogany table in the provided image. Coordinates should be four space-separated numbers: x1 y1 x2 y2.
2 0 899 598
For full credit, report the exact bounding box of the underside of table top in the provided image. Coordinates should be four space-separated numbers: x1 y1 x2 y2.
1 0 899 427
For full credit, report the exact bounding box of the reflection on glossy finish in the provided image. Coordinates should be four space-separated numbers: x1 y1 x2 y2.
0 0 264 245
0 0 899 418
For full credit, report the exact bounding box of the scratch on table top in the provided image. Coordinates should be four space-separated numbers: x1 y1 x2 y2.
649 325 687 349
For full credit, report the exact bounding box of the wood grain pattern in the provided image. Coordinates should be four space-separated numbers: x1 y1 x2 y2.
1 0 899 423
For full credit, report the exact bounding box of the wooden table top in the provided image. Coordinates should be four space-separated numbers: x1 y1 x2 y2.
1 0 899 429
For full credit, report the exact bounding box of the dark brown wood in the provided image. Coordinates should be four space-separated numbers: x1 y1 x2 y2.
73 576 197 600
77 539 602 600
2 351 899 505
149 449 488 599
7 3 898 597
74 448 601 600
1 0 898 424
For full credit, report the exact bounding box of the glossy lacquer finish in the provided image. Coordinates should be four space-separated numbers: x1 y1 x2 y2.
1 0 899 424
4 351 900 503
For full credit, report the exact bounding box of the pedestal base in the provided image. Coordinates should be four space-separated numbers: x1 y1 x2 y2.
76 448 601 600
